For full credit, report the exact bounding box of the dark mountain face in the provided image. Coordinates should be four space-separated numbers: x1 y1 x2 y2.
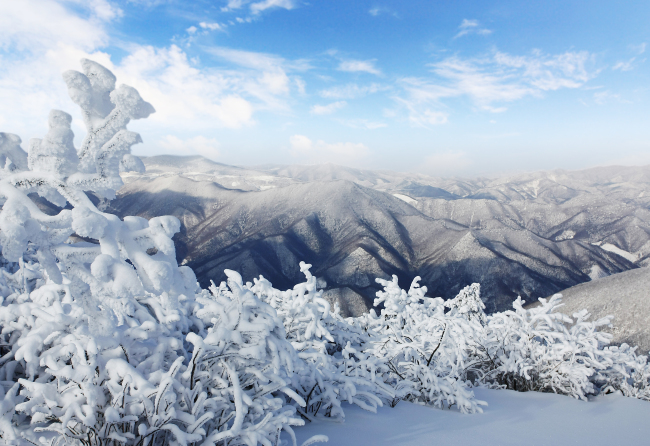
108 157 650 316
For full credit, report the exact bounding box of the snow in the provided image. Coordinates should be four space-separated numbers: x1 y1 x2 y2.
286 388 650 446
599 243 638 262
555 229 575 241
588 264 609 280
392 193 418 205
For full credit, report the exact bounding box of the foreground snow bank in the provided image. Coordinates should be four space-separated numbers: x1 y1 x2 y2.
286 387 650 446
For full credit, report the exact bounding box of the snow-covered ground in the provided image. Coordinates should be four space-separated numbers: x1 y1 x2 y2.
287 388 650 445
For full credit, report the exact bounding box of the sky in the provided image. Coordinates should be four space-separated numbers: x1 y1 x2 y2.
1 0 649 177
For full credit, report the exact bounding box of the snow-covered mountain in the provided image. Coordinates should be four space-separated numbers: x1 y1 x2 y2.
111 156 650 315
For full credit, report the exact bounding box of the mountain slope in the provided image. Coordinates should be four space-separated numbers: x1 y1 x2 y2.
539 266 650 352
110 158 648 315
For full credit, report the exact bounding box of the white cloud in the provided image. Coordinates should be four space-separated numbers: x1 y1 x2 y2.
422 151 472 176
221 0 296 14
593 90 630 105
310 101 347 115
612 43 646 71
336 119 387 130
199 22 224 31
338 59 382 75
422 110 448 125
250 0 296 14
319 83 389 99
159 135 220 159
368 6 398 17
613 58 636 71
203 46 310 106
0 0 113 52
115 45 256 129
454 19 492 39
396 50 596 124
630 43 646 55
222 0 246 11
406 109 449 127
289 134 370 164
482 105 508 113
294 77 306 94
186 26 198 34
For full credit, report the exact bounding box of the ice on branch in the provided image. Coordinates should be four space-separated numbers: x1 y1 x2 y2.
63 59 154 198
28 110 78 178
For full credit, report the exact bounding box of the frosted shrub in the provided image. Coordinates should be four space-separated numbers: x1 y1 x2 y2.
364 276 486 413
593 344 650 401
185 270 306 445
472 294 649 400
0 59 205 446
0 60 319 446
249 262 394 421
444 283 486 326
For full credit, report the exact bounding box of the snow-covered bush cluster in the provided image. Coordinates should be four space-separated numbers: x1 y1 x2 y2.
0 59 648 445
472 294 650 401
360 277 486 413
0 60 318 446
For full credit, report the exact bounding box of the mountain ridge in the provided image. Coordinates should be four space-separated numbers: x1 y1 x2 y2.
110 156 650 315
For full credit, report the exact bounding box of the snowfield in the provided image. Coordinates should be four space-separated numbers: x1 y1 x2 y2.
288 388 650 446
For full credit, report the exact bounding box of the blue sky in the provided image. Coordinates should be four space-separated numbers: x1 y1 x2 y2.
1 0 648 176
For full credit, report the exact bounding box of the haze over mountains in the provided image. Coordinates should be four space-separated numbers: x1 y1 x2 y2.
109 156 650 316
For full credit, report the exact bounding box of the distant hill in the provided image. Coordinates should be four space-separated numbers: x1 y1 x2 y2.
533 267 650 353
111 156 650 316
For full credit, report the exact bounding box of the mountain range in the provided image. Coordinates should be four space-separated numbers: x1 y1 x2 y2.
108 156 650 317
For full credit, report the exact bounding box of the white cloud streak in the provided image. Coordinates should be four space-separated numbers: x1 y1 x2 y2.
310 101 347 115
250 0 296 14
336 119 387 130
319 83 389 99
368 6 398 18
337 59 382 75
396 50 596 125
199 22 224 31
454 19 492 39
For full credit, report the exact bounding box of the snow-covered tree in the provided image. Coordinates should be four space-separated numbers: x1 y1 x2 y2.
249 262 394 421
184 270 307 445
0 60 321 446
363 276 486 413
472 294 650 401
444 283 486 326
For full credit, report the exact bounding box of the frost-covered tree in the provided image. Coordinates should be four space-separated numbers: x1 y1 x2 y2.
363 276 486 413
0 60 321 446
184 270 306 445
444 283 486 326
473 294 650 401
248 262 394 421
